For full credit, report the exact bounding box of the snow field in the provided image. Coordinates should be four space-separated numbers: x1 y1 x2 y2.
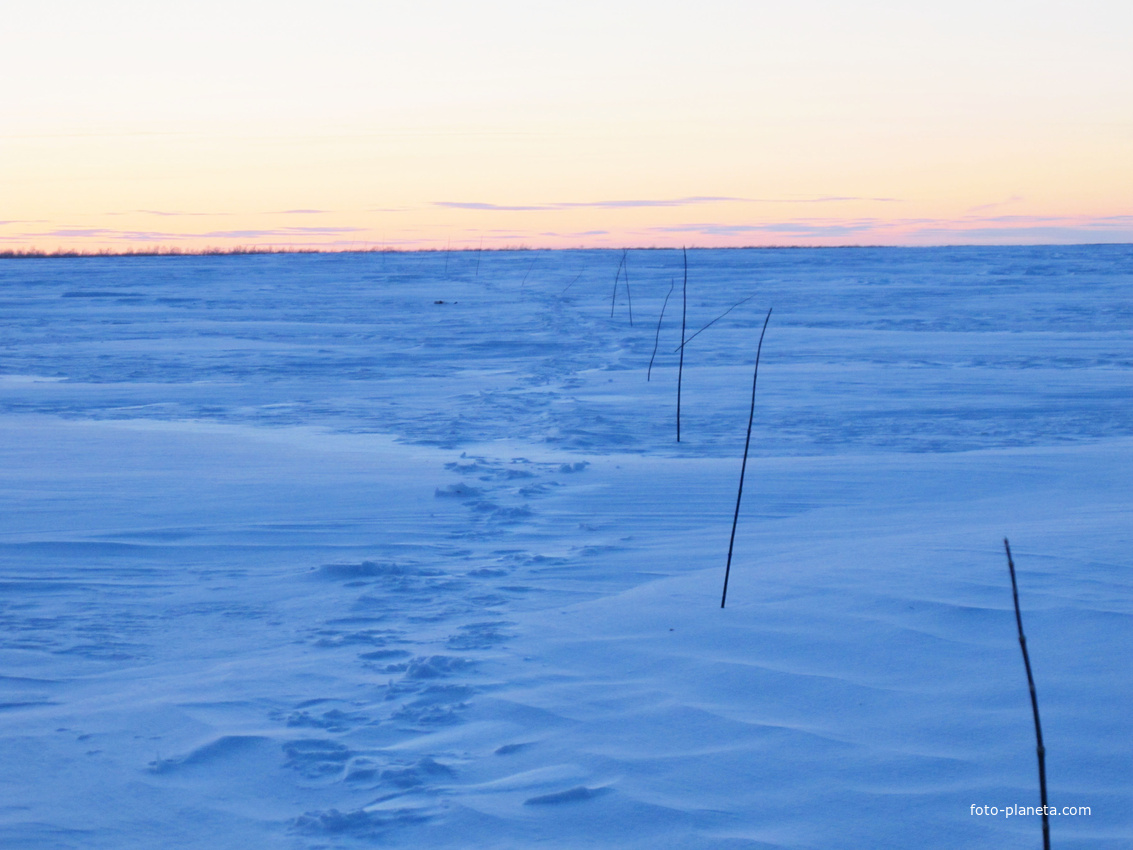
1 246 1130 847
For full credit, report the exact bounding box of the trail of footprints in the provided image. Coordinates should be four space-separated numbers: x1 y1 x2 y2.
140 451 606 841
272 454 591 838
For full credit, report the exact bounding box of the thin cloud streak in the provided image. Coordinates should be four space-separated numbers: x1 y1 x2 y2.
9 213 1129 250
652 213 1133 243
201 227 365 238
136 210 229 217
965 195 1025 214
437 202 549 212
435 195 902 212
12 226 366 243
652 221 880 238
911 226 1133 241
539 230 610 237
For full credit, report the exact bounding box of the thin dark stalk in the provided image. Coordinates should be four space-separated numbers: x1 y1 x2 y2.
721 307 772 609
673 293 758 353
521 257 536 289
560 271 583 295
475 236 483 278
1004 539 1051 850
648 280 675 381
677 248 687 442
610 250 625 318
623 250 633 326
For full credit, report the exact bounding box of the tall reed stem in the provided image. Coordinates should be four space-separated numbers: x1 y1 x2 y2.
1004 538 1051 850
610 250 626 318
560 271 583 295
623 250 633 326
648 280 675 382
721 307 772 609
677 248 687 442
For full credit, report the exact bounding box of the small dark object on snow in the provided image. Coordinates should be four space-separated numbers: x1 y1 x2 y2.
721 307 772 609
677 248 687 442
1004 538 1051 850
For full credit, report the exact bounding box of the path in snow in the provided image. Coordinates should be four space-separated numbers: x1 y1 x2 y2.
1 246 1130 848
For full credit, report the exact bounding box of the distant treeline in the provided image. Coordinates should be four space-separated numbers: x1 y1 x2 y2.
0 244 867 259
0 246 343 259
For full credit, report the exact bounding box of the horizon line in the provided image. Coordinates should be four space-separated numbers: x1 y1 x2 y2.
3 242 1131 259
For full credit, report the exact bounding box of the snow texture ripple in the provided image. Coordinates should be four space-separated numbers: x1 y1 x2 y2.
0 246 1130 849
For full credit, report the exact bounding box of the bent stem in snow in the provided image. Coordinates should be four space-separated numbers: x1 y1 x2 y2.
610 250 626 318
648 280 675 381
721 307 772 609
623 250 633 326
673 293 758 354
677 248 688 442
1004 538 1051 850
521 257 536 289
560 271 583 295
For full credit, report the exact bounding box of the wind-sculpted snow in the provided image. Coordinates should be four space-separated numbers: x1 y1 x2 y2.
2 246 1130 454
0 247 1130 848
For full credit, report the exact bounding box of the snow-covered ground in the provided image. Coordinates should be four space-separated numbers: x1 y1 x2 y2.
1 246 1130 848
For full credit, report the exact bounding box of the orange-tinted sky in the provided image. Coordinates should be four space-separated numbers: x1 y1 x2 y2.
3 0 1131 251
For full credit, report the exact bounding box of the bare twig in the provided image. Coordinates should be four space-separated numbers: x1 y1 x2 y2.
610 250 625 318
560 271 583 295
648 280 675 381
623 250 633 326
521 257 536 288
1004 538 1051 850
672 293 758 353
721 307 772 609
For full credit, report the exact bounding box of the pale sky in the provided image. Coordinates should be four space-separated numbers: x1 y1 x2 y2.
3 0 1131 251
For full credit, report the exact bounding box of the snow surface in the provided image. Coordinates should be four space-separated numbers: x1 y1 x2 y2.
1 246 1130 848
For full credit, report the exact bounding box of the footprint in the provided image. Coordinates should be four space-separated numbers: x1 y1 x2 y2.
467 568 508 578
378 757 454 789
313 561 414 581
357 648 411 661
434 483 484 499
282 738 353 779
518 482 557 497
488 505 533 522
391 684 475 727
311 628 398 648
404 655 476 680
292 806 429 837
446 621 514 650
285 708 359 733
